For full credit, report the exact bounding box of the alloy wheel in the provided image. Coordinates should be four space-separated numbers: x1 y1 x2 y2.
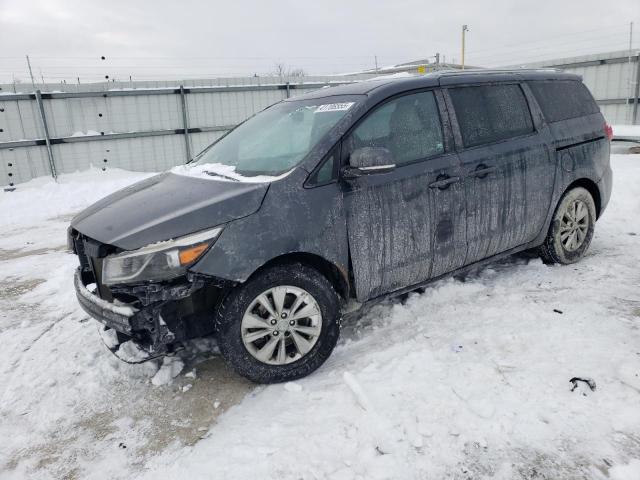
560 199 590 252
241 286 323 365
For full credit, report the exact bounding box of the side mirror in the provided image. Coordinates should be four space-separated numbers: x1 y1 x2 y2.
341 147 396 179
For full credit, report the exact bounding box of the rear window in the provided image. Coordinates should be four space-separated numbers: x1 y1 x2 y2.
528 80 599 123
449 84 534 148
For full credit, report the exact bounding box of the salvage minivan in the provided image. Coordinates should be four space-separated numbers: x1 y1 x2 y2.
70 70 612 383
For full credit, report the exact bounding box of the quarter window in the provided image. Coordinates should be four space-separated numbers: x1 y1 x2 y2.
308 150 336 185
348 91 444 165
528 80 600 123
449 84 534 148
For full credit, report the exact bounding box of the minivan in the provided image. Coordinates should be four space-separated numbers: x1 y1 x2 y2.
70 70 612 383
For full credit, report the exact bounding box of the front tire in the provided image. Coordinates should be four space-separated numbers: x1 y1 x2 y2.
216 263 341 383
539 187 596 265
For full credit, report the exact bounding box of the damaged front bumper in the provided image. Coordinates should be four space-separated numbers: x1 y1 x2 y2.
74 269 138 335
74 268 221 357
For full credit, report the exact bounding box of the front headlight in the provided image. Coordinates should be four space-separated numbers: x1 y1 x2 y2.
102 226 223 285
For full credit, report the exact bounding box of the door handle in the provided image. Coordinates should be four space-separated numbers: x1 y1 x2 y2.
471 164 496 179
429 175 461 190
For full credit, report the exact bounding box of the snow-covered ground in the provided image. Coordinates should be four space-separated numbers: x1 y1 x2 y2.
1 157 640 479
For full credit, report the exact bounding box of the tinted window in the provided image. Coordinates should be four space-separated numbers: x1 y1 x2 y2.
349 91 444 165
528 80 599 122
450 84 534 148
308 151 336 185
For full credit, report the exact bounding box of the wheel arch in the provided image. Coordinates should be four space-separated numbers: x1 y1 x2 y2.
564 178 602 219
248 252 350 302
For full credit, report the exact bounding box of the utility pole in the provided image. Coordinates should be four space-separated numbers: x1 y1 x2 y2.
25 55 36 90
461 25 469 70
374 56 379 73
628 22 634 123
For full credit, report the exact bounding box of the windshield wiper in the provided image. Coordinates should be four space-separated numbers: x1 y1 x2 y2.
203 170 240 182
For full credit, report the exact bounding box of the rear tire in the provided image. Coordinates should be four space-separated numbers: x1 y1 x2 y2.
539 187 596 265
216 262 341 383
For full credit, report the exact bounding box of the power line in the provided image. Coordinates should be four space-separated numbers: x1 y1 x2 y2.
465 22 632 56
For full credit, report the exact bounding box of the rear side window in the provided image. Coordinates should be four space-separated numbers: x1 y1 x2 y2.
348 91 444 165
528 80 599 123
449 84 534 148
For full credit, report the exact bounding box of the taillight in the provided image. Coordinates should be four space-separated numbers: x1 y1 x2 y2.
604 122 613 141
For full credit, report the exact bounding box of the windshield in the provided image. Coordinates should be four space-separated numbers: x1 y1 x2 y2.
190 97 358 177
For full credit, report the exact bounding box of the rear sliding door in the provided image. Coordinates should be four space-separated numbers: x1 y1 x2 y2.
444 82 554 264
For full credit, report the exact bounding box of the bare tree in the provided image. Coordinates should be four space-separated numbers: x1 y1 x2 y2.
273 63 287 80
288 68 306 78
272 63 306 80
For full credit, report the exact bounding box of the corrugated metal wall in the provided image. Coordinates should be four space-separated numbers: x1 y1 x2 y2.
2 52 637 187
0 75 377 187
516 50 639 125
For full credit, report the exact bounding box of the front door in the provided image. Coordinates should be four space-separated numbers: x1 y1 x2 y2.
342 90 467 302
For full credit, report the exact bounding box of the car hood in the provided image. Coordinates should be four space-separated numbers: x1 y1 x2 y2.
71 172 269 250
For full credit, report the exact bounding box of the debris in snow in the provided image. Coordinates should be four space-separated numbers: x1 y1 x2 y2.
118 442 127 449
553 309 563 314
185 369 196 379
115 340 154 363
181 384 192 393
99 327 120 349
451 344 464 353
570 377 596 392
284 382 303 393
151 356 184 386
213 401 221 409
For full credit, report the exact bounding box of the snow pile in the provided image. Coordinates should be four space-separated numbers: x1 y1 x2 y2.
0 155 639 479
171 162 292 183
0 167 154 230
366 71 417 82
138 154 640 480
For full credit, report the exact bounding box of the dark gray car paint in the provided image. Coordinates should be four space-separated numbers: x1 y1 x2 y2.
191 166 351 289
341 89 467 300
71 172 269 250
441 82 556 265
70 69 612 307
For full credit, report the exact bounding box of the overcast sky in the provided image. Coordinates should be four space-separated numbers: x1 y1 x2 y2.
1 0 638 83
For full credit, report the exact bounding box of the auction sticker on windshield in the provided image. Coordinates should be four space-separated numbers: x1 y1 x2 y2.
315 102 354 112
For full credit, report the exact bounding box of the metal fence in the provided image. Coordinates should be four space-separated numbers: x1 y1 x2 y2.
0 74 378 187
3 51 637 188
515 50 640 125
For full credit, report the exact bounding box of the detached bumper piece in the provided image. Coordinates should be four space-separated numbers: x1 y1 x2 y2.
74 268 217 355
74 269 137 334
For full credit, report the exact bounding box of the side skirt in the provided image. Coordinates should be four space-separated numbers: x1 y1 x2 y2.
344 239 543 320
